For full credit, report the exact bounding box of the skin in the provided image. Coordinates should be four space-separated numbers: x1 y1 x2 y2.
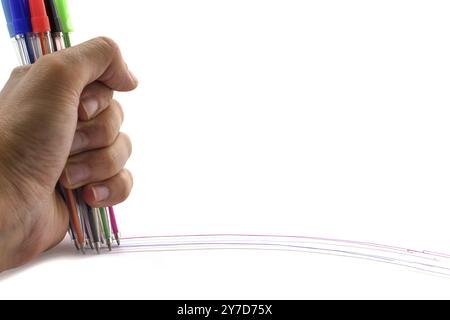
0 37 137 272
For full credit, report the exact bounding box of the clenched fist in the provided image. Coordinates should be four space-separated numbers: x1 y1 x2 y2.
0 37 137 272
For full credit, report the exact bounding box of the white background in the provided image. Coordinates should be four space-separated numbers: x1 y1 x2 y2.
1 0 450 299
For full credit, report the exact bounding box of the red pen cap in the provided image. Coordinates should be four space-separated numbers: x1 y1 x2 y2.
29 0 50 32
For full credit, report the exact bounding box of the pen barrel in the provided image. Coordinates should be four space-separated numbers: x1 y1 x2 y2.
100 208 111 240
12 35 31 66
108 206 119 234
87 207 100 243
66 189 84 245
62 32 71 48
30 32 54 58
52 32 66 51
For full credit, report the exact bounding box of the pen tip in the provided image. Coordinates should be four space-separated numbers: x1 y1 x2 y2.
94 242 100 254
114 234 121 246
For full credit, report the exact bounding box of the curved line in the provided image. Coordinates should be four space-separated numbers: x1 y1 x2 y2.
112 245 450 277
122 233 449 257
114 237 450 276
123 237 440 262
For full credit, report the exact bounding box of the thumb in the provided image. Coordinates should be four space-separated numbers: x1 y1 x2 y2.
33 36 139 95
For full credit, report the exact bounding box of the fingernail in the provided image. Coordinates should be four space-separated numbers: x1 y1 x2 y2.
71 132 88 153
81 97 99 119
65 164 90 186
92 185 110 202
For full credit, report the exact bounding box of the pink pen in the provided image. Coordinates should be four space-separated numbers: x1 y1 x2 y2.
108 207 120 245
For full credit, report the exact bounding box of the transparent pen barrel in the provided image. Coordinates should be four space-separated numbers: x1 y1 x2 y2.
12 35 31 66
52 32 66 51
30 32 55 59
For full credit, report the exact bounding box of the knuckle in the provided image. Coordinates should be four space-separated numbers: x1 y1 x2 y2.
104 146 123 175
36 55 72 80
94 36 120 55
118 170 133 201
112 100 125 124
123 169 133 188
93 133 131 178
120 133 133 157
99 119 117 146
10 66 30 78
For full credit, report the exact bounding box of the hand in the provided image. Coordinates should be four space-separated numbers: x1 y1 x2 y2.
0 37 138 272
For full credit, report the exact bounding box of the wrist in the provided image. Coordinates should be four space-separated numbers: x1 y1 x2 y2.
0 150 28 272
0 184 28 273
0 190 13 273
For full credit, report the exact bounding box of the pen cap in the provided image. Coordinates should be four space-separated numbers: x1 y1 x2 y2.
43 0 61 32
29 0 50 32
53 0 72 32
1 0 15 37
9 0 32 34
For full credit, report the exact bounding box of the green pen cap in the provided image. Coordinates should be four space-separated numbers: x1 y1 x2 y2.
53 0 73 32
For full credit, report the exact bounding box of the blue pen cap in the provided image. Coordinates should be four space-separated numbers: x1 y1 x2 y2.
1 0 14 37
9 0 32 35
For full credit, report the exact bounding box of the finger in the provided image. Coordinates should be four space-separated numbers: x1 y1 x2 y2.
33 37 139 95
61 133 132 189
81 169 133 208
71 100 124 154
79 82 114 121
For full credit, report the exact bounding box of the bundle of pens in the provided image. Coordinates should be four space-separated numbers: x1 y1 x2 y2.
0 0 121 253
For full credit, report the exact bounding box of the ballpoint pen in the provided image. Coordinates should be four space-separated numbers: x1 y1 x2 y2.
57 184 80 250
87 207 101 253
7 0 33 65
53 0 71 47
29 0 54 56
66 187 85 252
97 209 104 245
75 192 87 246
99 208 112 251
75 190 92 248
78 190 95 250
49 0 102 253
43 0 64 50
54 0 121 250
28 0 86 252
0 0 13 37
108 206 121 245
0 0 23 64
